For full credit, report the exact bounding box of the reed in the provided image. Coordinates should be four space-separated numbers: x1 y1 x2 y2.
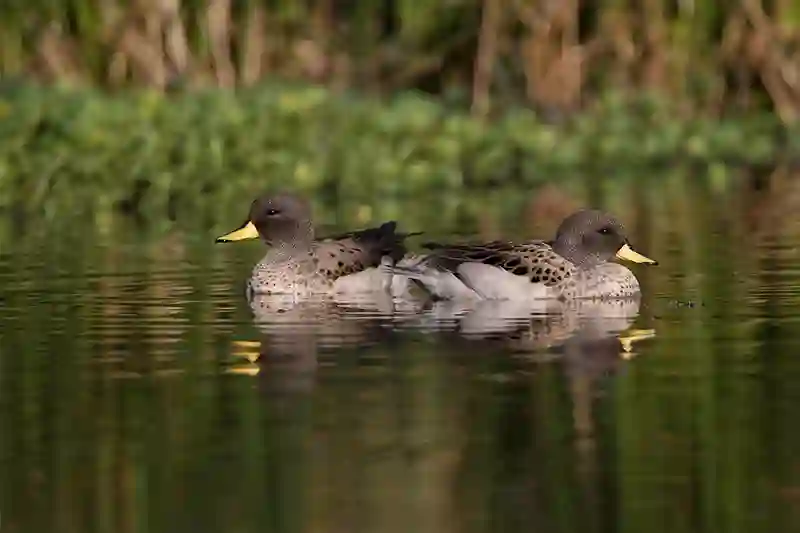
3 1 800 121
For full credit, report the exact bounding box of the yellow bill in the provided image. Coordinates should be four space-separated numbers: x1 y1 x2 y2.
615 243 658 265
216 220 260 243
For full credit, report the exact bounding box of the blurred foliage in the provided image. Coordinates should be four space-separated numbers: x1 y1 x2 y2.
0 83 794 223
2 0 800 121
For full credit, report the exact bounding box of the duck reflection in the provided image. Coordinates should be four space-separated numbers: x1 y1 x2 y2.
223 292 655 533
229 292 653 397
226 291 427 393
405 296 651 358
422 298 654 533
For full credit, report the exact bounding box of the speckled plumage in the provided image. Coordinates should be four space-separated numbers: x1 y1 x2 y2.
245 223 407 297
216 193 415 298
392 209 657 301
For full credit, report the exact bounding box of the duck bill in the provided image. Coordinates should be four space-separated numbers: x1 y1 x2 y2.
216 221 260 243
615 243 658 265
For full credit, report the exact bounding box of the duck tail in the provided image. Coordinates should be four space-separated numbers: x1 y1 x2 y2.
370 222 423 263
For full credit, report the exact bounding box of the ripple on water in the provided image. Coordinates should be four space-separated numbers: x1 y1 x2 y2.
3 228 800 533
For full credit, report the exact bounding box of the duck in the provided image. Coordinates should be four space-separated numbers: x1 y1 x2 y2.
216 193 417 298
391 209 657 301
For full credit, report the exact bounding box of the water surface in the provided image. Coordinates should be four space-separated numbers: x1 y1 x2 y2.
2 187 800 533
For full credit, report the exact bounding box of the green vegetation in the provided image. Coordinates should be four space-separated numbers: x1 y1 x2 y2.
0 83 794 221
1 2 799 219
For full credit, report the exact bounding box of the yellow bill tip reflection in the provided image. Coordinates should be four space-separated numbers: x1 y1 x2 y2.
619 328 656 356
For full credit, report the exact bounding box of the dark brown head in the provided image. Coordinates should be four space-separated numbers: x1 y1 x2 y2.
215 193 314 245
552 209 657 268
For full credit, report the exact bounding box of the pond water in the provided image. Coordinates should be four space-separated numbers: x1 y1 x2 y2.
2 181 800 533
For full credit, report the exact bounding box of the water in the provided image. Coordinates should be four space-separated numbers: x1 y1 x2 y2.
2 190 800 533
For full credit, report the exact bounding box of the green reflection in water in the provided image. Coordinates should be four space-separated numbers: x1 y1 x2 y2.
1 173 800 533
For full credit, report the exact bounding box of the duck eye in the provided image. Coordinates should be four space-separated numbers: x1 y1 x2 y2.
598 227 611 235
266 209 280 216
